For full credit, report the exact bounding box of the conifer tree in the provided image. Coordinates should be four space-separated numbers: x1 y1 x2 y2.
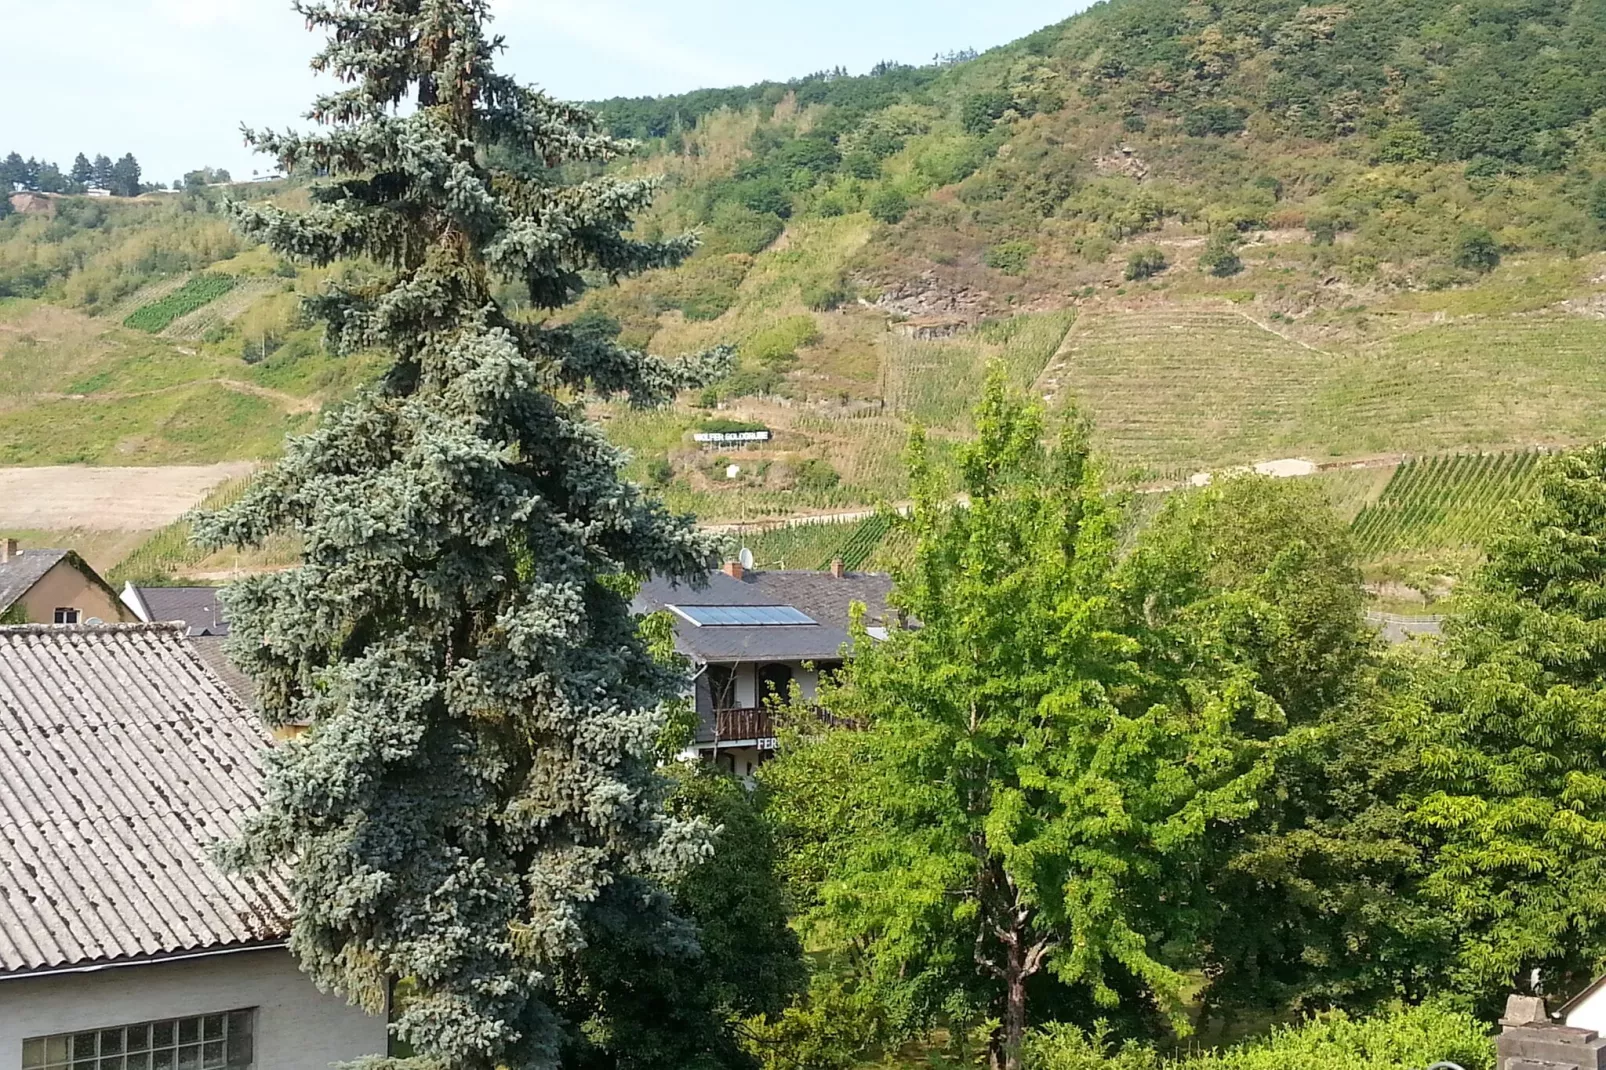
70 152 93 186
193 1 733 1066
90 153 112 190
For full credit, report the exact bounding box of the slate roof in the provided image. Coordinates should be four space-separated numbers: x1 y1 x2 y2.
130 585 230 636
635 569 894 664
0 549 71 614
0 623 290 976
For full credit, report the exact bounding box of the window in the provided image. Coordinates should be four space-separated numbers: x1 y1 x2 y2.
669 604 815 627
23 1009 255 1070
707 664 739 711
53 607 80 625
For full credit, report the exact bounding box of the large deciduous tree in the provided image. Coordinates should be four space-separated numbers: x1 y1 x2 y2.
798 373 1270 1070
193 1 732 1067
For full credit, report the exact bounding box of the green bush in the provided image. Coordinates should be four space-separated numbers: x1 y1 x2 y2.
867 187 910 224
1183 105 1247 137
985 240 1036 275
1123 114 1147 132
791 457 840 493
1372 119 1435 164
1125 246 1168 280
1453 225 1500 272
1023 1006 1493 1070
702 204 785 256
802 280 850 311
744 315 821 367
645 455 673 487
961 89 1014 134
721 366 785 398
1199 233 1243 277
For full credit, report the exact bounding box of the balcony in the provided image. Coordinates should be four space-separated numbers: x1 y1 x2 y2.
711 706 773 744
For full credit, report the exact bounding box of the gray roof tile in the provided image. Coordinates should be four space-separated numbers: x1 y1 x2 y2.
0 550 70 614
0 623 289 975
132 585 230 637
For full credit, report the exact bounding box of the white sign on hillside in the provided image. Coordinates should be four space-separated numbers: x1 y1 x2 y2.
693 430 772 444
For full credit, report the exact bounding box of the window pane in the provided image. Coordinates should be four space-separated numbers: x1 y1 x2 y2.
126 1054 152 1070
202 1017 222 1042
176 1045 200 1070
24 1039 46 1069
152 1024 174 1049
223 1036 251 1070
47 1037 71 1064
177 1021 198 1045
73 1033 98 1061
98 1057 125 1070
201 1042 224 1069
152 1050 174 1070
224 1012 251 1040
125 1027 150 1055
100 1031 124 1056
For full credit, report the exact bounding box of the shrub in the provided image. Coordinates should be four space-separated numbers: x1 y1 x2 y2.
985 240 1036 275
1308 215 1338 245
698 417 768 434
1183 104 1247 136
961 89 1013 135
1453 225 1500 272
791 457 840 493
645 455 673 487
1590 178 1606 222
732 177 793 219
1125 246 1168 280
867 187 910 224
1372 119 1434 164
802 280 850 311
1199 233 1243 277
721 366 784 398
1122 114 1147 132
744 315 821 367
702 204 785 256
1022 1006 1493 1070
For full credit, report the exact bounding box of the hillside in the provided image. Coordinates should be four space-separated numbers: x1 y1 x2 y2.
8 0 1606 579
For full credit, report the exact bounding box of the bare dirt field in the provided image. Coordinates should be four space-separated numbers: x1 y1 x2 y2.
0 463 256 531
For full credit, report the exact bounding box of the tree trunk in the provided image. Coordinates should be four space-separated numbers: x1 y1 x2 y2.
1003 940 1029 1070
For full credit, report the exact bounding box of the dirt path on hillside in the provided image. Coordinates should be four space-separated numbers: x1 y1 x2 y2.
29 377 321 414
0 462 256 530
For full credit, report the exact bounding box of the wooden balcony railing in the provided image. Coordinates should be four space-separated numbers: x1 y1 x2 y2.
712 707 773 743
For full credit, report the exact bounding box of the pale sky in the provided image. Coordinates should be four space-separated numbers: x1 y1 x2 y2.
0 0 1083 185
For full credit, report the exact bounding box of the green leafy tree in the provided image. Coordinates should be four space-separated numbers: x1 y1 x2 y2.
192 1 735 1067
1124 247 1167 280
1391 444 1606 1002
867 186 910 224
1199 232 1243 277
797 373 1269 1070
1452 226 1500 272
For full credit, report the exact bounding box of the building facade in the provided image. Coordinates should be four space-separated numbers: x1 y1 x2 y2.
634 562 893 777
0 623 387 1069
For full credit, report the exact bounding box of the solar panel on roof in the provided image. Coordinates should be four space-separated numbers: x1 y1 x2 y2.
669 604 816 627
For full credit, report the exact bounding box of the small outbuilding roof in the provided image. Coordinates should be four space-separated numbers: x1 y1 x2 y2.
124 583 230 636
0 623 289 976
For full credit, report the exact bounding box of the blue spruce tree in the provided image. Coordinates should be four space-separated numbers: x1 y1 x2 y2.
193 2 734 1066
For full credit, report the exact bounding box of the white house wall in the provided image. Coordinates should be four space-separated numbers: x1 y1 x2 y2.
0 948 386 1070
1568 987 1606 1035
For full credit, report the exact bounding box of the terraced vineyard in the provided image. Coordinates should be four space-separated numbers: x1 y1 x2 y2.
741 512 895 571
101 274 193 322
163 276 285 340
123 273 237 333
1350 450 1548 558
883 311 1076 429
1038 306 1332 470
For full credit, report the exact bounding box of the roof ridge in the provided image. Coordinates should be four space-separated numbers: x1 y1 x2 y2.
0 622 189 636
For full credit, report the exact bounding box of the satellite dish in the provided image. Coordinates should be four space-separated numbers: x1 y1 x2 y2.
739 547 755 570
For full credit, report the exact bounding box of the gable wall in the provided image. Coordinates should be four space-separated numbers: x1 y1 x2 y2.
0 948 386 1069
16 561 134 625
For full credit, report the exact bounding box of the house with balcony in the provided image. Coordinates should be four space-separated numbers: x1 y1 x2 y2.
634 560 893 777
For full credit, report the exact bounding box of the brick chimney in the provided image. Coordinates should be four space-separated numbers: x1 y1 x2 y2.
831 557 845 578
1 538 16 564
722 559 743 580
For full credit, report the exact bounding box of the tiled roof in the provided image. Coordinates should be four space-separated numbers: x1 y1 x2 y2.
0 549 70 614
131 585 230 636
0 624 290 975
635 569 893 664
